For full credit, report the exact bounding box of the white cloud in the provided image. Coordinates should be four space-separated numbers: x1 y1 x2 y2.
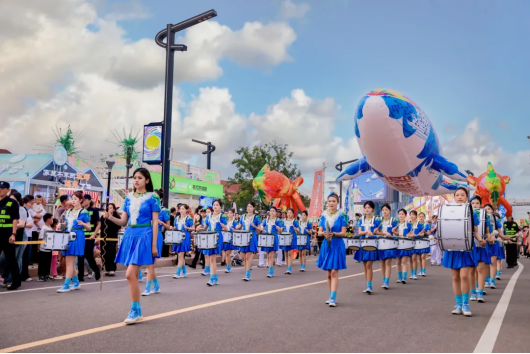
443 117 530 198
280 0 311 19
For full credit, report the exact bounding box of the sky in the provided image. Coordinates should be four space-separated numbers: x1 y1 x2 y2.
0 0 528 198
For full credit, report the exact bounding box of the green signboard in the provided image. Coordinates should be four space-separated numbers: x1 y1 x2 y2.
151 172 223 198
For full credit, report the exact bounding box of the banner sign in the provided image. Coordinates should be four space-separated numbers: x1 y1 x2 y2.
142 123 163 165
308 170 323 219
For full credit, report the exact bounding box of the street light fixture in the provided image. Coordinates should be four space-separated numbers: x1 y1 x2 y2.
335 159 358 208
192 139 216 169
154 9 217 209
105 155 116 209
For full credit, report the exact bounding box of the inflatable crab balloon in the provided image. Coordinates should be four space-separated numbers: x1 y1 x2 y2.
467 162 512 217
253 165 306 214
337 89 468 196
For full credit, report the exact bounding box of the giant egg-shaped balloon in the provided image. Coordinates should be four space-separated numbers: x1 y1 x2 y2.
337 89 467 196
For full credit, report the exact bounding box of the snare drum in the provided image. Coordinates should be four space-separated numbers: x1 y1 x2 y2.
398 238 415 250
165 230 185 245
196 231 219 250
361 237 378 251
377 237 398 250
258 233 275 248
232 230 251 247
279 233 293 247
347 236 361 250
222 231 233 244
296 234 308 247
437 203 474 251
44 231 74 251
414 237 430 250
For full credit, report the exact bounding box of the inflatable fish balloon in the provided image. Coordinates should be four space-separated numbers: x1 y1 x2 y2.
467 162 512 217
337 89 467 196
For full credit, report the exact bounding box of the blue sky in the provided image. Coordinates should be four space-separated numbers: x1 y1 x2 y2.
113 0 528 154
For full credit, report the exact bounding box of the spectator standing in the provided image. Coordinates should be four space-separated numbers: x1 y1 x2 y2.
100 203 121 276
37 213 54 281
20 196 35 281
190 207 206 269
78 195 101 281
503 217 520 268
0 182 21 290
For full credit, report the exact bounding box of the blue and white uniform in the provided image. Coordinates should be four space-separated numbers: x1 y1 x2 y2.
486 214 504 259
297 220 312 251
354 216 381 262
172 215 193 253
281 218 299 252
116 193 161 266
441 206 478 270
156 207 169 258
62 208 89 257
202 213 227 256
420 222 431 254
260 217 281 253
378 217 398 260
316 211 347 271
396 221 413 258
238 214 260 254
472 209 491 264
410 221 425 255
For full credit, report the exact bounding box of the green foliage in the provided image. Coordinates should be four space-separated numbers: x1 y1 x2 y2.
111 128 141 163
54 125 79 156
227 141 301 211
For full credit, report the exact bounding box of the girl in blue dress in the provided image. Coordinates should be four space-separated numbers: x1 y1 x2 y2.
392 209 412 284
282 208 299 274
441 187 485 317
418 212 431 276
356 201 381 294
316 193 347 307
259 207 282 278
408 210 424 280
223 208 237 274
235 202 260 281
376 203 397 289
199 199 227 286
469 196 492 303
484 204 505 288
172 204 194 279
109 168 160 324
297 210 312 272
57 191 91 293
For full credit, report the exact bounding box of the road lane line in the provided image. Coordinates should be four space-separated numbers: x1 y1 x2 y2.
0 259 319 295
0 269 369 353
473 263 524 353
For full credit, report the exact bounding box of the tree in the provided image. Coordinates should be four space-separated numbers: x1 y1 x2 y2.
300 194 311 209
53 125 82 155
227 141 302 211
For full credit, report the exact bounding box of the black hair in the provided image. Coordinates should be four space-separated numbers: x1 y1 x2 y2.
355 213 362 218
9 191 22 204
213 199 223 208
59 195 69 203
419 212 426 217
381 203 391 211
24 194 35 201
228 208 235 214
363 201 375 210
484 203 494 212
132 167 154 192
454 187 469 198
410 210 418 217
269 206 277 212
51 218 58 229
247 201 256 208
207 207 213 212
170 207 176 213
22 196 32 205
287 208 295 215
43 213 53 223
36 195 43 199
301 210 308 216
398 208 408 215
155 189 164 201
470 195 482 205
106 203 120 219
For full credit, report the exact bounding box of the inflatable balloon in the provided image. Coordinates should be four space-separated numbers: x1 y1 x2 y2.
337 89 468 196
466 162 512 217
253 165 306 214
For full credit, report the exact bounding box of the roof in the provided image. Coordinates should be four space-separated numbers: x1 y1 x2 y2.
0 149 12 154
0 154 52 181
221 180 240 194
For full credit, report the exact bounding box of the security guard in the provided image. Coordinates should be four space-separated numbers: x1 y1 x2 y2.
504 216 520 268
0 181 21 290
78 194 101 281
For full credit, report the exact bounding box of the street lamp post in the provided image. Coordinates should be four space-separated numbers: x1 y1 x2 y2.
192 139 216 169
335 159 358 209
155 10 217 208
105 155 116 209
125 147 133 193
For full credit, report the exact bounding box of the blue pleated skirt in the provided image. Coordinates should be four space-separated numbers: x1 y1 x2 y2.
261 234 279 253
62 229 85 257
297 235 311 251
353 248 363 261
317 238 347 270
115 226 155 266
397 250 413 258
419 247 430 254
473 244 492 265
441 250 476 269
201 231 223 256
280 232 298 252
487 241 504 258
362 249 380 262
172 232 191 253
222 240 236 252
155 230 164 258
379 249 396 260
239 231 258 254
497 244 506 259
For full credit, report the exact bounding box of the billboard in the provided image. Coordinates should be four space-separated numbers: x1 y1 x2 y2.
142 123 163 165
350 172 386 201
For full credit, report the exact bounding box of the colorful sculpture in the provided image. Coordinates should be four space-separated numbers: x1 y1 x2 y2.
467 162 512 217
337 89 468 196
253 165 306 213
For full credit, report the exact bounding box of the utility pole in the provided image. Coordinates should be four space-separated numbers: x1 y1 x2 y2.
335 159 358 209
192 139 216 169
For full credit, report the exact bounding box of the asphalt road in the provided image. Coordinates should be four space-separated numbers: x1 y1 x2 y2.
0 255 528 353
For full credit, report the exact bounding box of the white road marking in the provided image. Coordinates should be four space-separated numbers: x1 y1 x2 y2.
473 263 524 353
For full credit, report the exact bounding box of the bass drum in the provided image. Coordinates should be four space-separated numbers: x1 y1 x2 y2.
437 203 474 252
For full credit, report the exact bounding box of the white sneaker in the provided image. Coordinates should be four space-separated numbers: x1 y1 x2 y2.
25 278 33 282
87 273 93 279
